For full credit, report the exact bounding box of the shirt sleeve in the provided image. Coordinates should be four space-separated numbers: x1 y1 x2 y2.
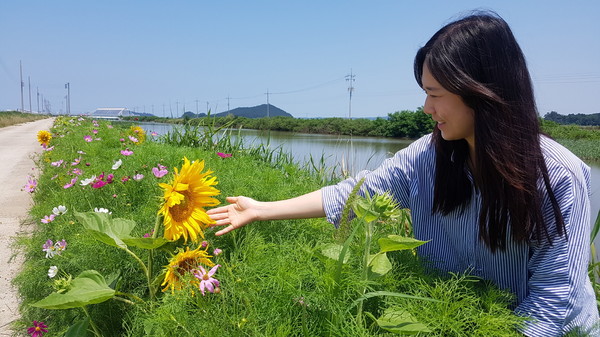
516 163 598 336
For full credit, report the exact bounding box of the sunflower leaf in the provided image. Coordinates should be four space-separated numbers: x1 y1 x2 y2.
376 307 432 334
378 235 428 253
75 211 136 249
31 270 115 309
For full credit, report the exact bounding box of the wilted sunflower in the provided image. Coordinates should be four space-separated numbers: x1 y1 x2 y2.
158 157 220 242
37 130 52 147
162 246 214 293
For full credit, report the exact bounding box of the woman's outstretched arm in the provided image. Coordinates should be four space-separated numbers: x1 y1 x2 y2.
207 190 325 236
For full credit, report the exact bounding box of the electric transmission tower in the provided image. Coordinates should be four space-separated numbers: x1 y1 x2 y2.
345 69 355 119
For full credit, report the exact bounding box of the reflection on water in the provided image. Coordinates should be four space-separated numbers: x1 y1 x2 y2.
140 122 600 255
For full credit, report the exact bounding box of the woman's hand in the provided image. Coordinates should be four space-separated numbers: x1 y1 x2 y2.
207 196 261 236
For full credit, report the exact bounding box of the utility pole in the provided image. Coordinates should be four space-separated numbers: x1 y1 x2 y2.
195 99 199 114
265 89 270 118
28 76 32 112
227 95 230 114
36 87 40 113
345 69 355 119
175 101 179 118
65 82 70 115
20 61 24 112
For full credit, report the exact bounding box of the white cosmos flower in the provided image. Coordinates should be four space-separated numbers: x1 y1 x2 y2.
80 175 96 186
94 207 112 214
112 159 123 170
52 205 67 216
48 266 58 278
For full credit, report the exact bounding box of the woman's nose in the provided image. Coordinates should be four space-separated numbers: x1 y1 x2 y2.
423 97 434 115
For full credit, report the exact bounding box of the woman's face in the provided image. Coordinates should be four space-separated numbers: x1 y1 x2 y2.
421 63 475 148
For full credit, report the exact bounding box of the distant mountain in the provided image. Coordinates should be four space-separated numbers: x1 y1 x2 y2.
130 111 155 117
215 104 292 118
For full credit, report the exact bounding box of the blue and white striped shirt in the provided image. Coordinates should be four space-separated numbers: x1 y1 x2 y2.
322 134 599 336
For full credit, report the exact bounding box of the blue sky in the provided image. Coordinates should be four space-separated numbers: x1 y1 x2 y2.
1 1 599 118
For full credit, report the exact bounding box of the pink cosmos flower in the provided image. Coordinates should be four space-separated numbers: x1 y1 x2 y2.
71 158 81 166
217 152 232 158
27 320 48 337
128 135 138 143
106 174 114 184
151 131 158 136
152 164 168 178
92 129 98 134
83 135 93 142
107 124 113 129
71 168 82 175
77 150 86 155
194 264 221 295
119 138 125 142
56 239 67 251
44 145 54 151
50 160 64 167
63 177 77 189
121 176 130 183
23 176 37 193
213 248 223 256
42 239 66 258
41 214 56 224
92 180 108 189
132 173 144 181
121 149 134 156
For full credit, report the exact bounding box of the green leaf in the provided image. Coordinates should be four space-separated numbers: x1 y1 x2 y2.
376 308 432 335
320 243 350 263
31 270 115 309
378 235 428 253
65 317 90 337
75 211 136 249
368 252 392 277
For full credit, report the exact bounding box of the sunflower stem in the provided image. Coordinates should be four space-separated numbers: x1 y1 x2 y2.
82 306 102 337
147 214 163 300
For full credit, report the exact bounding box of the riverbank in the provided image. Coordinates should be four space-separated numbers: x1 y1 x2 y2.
0 118 54 335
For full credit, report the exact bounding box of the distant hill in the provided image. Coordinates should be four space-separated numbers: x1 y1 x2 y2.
215 104 293 118
130 111 155 117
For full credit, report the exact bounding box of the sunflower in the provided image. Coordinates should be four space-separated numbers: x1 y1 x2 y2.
129 125 146 145
158 157 220 242
37 130 52 147
162 246 214 293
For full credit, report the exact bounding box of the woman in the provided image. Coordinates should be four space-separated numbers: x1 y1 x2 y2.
207 12 599 336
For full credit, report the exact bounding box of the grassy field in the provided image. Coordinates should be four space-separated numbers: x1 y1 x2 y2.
0 110 49 128
12 116 532 336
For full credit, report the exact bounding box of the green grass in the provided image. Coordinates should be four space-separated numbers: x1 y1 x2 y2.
0 110 49 127
12 116 541 336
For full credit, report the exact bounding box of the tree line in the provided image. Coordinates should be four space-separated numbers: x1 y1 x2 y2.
173 107 435 139
544 111 600 126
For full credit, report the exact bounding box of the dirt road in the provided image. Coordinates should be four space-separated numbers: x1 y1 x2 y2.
0 118 54 334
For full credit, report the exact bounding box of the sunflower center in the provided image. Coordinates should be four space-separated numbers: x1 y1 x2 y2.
170 192 193 222
176 257 197 276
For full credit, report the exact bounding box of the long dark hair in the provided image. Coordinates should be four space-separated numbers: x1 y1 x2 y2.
414 12 565 252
